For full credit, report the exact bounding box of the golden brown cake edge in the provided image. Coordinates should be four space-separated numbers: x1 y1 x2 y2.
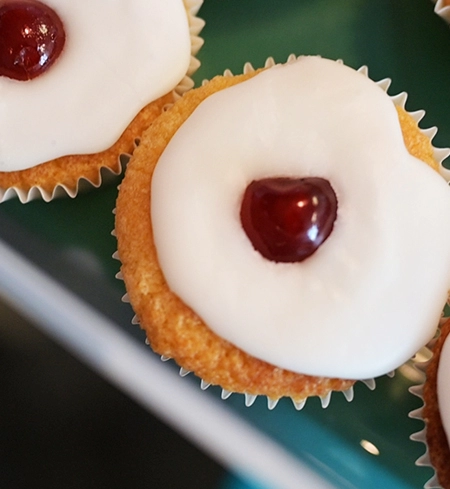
423 319 450 489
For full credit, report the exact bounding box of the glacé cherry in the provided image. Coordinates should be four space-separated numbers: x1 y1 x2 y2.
240 176 338 263
0 0 65 81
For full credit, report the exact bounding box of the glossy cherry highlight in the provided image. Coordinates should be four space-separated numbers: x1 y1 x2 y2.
240 176 338 263
0 0 65 81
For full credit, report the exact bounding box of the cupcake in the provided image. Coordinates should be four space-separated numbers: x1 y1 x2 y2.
114 55 450 408
433 0 450 23
0 0 204 203
411 318 450 488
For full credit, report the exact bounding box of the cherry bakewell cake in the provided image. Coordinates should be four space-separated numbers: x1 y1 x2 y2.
433 0 450 23
114 56 450 407
411 318 450 488
0 0 204 202
423 319 450 488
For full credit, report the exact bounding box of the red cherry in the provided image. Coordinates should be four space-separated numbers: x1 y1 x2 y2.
0 0 65 81
240 177 338 263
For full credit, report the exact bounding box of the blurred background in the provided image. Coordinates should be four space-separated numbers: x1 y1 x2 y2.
0 300 226 489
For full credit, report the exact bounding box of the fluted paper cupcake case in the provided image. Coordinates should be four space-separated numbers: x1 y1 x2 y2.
410 379 443 489
112 54 449 409
409 315 450 489
433 0 450 24
0 0 205 204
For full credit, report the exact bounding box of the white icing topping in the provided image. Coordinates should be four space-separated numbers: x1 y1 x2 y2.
438 334 450 446
151 57 450 379
0 0 191 171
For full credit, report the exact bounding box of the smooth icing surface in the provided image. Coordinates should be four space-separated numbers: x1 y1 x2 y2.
0 0 191 171
151 57 450 379
438 334 450 446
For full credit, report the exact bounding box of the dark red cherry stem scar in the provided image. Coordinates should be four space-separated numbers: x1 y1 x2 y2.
0 0 65 81
240 177 338 263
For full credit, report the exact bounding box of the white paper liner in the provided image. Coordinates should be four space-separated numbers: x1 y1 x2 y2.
113 54 449 409
433 0 450 24
409 356 443 489
409 319 450 489
0 0 205 204
0 163 125 204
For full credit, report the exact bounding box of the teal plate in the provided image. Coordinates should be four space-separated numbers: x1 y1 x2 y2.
1 1 449 488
